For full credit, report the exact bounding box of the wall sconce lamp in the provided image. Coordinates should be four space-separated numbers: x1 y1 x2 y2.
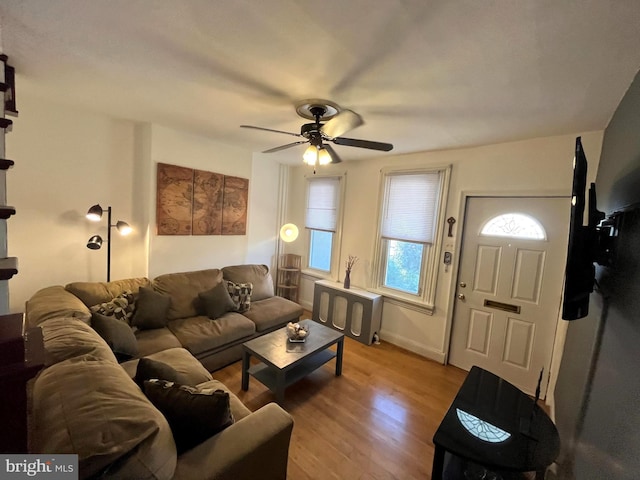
86 204 131 281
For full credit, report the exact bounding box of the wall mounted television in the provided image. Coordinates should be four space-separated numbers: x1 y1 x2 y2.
562 137 613 320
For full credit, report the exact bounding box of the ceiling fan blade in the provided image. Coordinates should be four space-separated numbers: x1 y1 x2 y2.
332 137 393 151
323 144 342 164
320 110 364 138
240 125 303 138
262 140 309 153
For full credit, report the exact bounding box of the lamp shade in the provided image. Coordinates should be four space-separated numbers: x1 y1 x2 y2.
116 221 132 235
86 204 104 221
279 223 299 243
303 145 318 165
87 235 103 250
318 147 332 165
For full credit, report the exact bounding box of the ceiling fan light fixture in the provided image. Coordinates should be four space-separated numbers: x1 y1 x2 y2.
303 144 318 165
318 147 332 165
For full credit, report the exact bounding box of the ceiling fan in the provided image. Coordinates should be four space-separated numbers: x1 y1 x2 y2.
240 100 393 164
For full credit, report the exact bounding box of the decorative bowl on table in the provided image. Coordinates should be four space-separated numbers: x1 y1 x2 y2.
286 322 309 343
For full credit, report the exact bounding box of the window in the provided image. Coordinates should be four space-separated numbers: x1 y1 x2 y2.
480 213 546 240
305 176 341 273
374 168 449 308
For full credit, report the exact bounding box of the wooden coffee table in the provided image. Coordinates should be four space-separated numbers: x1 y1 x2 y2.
241 319 344 403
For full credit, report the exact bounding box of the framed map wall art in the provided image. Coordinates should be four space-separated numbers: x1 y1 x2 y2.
221 176 249 235
156 163 193 235
156 162 248 236
193 169 224 235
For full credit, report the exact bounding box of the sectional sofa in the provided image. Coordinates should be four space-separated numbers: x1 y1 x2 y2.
25 264 303 479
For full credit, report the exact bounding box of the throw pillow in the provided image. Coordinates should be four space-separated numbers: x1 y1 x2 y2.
143 379 234 453
90 291 136 324
226 281 253 313
91 312 139 362
134 357 190 388
198 282 237 320
132 286 171 330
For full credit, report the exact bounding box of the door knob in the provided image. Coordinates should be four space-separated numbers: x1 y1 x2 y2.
457 293 466 300
459 282 467 288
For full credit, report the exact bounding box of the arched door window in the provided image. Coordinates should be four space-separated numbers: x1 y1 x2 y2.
480 213 546 240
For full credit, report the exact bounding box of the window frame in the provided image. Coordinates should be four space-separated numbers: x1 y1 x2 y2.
304 174 345 279
371 166 451 311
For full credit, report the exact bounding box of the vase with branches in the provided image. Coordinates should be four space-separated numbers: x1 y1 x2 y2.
344 255 358 289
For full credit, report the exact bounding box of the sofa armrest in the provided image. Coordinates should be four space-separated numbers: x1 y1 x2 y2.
173 403 294 480
26 286 92 327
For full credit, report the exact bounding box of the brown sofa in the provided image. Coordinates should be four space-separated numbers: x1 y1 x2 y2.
25 264 302 479
26 264 303 371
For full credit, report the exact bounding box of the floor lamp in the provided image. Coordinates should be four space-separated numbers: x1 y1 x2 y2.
86 204 132 281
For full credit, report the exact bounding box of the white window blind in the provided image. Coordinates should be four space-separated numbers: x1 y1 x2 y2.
305 177 340 232
381 172 441 243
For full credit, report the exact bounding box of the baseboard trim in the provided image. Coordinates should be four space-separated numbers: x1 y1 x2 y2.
379 331 446 364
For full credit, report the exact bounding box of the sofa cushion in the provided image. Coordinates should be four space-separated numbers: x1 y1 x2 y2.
199 282 237 320
135 358 190 388
90 291 136 324
144 379 234 453
226 280 253 313
241 296 304 332
132 286 171 329
26 285 92 327
66 277 151 308
134 327 183 357
40 317 117 366
153 269 223 320
222 264 274 301
167 314 255 356
32 355 177 479
91 312 139 362
195 379 252 422
122 347 214 386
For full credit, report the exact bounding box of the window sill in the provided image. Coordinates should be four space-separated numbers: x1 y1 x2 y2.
301 269 334 281
367 288 435 315
302 274 435 315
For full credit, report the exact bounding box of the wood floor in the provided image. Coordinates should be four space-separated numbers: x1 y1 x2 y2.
213 334 468 480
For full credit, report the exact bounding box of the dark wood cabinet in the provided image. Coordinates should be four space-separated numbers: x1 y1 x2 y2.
0 314 45 453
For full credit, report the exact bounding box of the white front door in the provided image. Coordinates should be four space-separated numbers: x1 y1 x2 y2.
449 197 570 396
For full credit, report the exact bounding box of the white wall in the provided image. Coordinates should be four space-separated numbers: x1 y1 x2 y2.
146 125 253 277
6 92 281 311
286 131 604 363
245 158 282 270
6 91 145 311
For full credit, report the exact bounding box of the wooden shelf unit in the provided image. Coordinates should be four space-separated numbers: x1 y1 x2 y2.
0 257 18 280
0 56 18 286
0 158 14 170
276 254 301 303
0 206 16 219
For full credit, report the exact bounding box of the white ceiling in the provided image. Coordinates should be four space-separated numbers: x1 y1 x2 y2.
1 0 640 165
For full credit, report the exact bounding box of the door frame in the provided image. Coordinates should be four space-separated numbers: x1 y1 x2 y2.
444 190 571 401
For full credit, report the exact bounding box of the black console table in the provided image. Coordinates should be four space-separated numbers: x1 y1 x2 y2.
0 314 44 453
432 366 560 480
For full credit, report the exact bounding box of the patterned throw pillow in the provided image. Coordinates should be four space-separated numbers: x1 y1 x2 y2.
226 281 253 313
90 291 136 324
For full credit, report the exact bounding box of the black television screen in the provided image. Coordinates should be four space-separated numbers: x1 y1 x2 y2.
562 137 595 320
